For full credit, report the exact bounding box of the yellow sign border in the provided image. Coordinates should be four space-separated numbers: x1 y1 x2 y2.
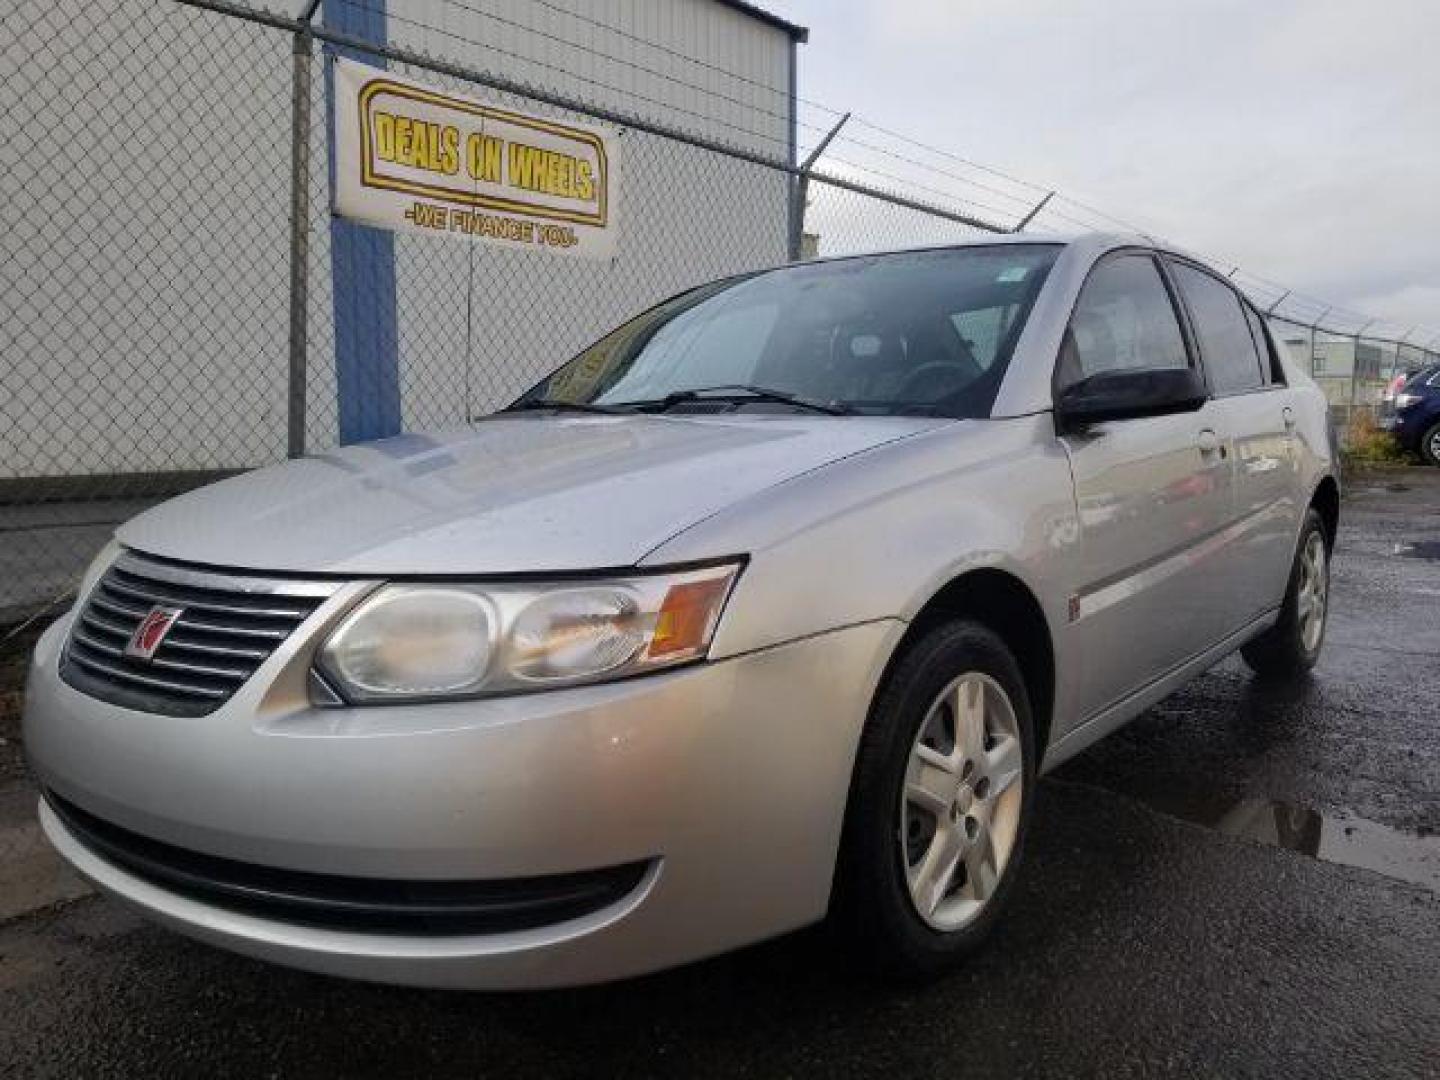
356 77 609 228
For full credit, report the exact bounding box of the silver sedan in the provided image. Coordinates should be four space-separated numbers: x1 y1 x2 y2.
25 233 1338 988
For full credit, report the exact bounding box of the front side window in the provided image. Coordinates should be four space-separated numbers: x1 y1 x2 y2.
1055 253 1190 392
518 245 1062 418
1170 263 1267 395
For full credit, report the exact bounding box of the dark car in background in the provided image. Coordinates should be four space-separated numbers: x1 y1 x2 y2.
1379 365 1440 465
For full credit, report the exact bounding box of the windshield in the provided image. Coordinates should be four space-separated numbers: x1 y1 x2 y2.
513 244 1061 418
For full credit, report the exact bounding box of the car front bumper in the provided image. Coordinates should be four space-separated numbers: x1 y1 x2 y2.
25 613 902 988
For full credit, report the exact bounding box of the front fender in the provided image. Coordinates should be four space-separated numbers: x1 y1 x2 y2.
642 416 1081 668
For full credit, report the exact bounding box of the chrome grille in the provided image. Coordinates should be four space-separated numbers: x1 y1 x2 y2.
61 552 340 716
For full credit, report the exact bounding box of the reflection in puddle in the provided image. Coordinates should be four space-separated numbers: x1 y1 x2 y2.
1164 797 1439 891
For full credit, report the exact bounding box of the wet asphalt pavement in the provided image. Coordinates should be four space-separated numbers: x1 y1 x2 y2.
1 470 1437 1078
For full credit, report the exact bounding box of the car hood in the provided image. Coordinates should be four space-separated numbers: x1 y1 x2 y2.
118 414 942 575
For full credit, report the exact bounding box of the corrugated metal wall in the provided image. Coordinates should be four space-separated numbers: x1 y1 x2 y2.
2 0 294 479
394 0 793 157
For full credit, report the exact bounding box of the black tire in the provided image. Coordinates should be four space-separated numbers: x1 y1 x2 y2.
831 619 1036 979
1240 508 1330 678
1420 421 1440 468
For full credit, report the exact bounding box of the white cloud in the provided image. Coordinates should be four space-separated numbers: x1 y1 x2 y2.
769 0 1440 335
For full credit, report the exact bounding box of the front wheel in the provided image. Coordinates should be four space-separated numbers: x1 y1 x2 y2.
1240 508 1330 678
832 620 1035 978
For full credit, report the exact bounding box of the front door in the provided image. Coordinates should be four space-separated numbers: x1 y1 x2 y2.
1056 252 1233 728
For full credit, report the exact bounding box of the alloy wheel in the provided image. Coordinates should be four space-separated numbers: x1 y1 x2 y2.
1297 531 1328 653
899 672 1024 931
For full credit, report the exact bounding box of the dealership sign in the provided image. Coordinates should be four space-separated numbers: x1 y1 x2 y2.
332 58 618 258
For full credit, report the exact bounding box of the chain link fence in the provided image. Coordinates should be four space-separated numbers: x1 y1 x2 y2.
1209 266 1438 435
2 0 297 618
0 0 994 620
2 0 1435 621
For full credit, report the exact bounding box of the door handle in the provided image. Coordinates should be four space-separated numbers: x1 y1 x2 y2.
1197 428 1222 457
1282 406 1297 431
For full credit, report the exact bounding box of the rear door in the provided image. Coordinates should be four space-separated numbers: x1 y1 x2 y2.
1058 251 1234 727
1166 260 1299 625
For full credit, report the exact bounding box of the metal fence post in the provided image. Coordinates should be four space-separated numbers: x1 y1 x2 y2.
788 112 849 262
286 4 321 459
1309 306 1330 379
1394 327 1415 380
1011 191 1054 233
1350 319 1374 422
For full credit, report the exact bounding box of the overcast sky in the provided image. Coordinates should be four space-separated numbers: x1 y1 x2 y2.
768 0 1440 340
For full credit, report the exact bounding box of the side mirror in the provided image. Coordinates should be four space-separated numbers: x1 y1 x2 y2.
1055 367 1208 430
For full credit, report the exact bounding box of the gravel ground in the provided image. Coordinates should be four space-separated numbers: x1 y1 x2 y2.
0 622 44 785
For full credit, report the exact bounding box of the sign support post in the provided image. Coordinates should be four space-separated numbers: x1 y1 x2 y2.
285 1 322 459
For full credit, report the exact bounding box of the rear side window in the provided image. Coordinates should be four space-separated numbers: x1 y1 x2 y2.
1170 263 1266 395
1056 254 1190 392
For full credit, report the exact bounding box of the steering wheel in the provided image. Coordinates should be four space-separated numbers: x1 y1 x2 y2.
897 362 970 402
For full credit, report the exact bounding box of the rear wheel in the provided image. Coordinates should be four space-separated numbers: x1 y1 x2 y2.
1420 421 1440 467
833 620 1035 978
1241 509 1329 678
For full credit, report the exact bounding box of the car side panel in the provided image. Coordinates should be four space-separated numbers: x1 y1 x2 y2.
642 415 1089 749
1275 358 1341 519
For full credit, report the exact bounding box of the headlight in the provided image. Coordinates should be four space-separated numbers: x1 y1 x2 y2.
509 588 645 681
321 587 497 698
316 562 742 703
1395 392 1421 409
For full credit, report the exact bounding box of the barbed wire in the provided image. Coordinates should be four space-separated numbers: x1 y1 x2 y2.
810 155 1022 225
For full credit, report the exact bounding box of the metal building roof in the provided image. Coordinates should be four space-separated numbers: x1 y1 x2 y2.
715 0 809 42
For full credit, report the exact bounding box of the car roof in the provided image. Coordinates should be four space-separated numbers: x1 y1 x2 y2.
800 231 1222 276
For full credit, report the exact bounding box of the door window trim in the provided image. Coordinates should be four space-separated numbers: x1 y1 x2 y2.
1242 299 1288 387
1159 253 1279 398
1050 246 1210 403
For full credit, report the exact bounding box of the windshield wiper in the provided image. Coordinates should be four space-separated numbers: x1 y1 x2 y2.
617 384 852 416
497 399 629 416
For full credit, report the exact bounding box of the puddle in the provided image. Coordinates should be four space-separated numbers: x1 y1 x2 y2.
1395 540 1440 560
1149 795 1439 890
